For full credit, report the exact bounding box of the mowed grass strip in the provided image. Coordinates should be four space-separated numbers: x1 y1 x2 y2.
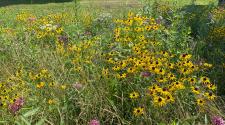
80 0 142 8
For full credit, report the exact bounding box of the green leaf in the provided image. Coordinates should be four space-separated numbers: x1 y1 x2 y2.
35 118 45 125
15 121 22 125
20 116 31 125
204 114 208 125
0 121 8 124
23 107 40 117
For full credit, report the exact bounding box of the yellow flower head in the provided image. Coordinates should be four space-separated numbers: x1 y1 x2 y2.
133 107 144 116
204 92 216 100
153 96 166 107
48 99 55 105
61 85 66 90
129 92 140 99
37 82 45 88
191 86 200 95
197 98 205 106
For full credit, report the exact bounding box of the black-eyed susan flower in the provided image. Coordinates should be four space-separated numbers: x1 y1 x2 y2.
155 68 166 75
207 84 217 91
133 107 144 116
204 92 216 100
48 99 55 105
197 98 205 106
188 77 197 84
203 63 213 68
152 25 159 30
148 85 160 92
37 82 45 88
200 76 210 84
173 81 185 90
166 94 175 103
167 73 176 81
102 68 109 77
154 96 166 107
179 54 192 60
157 77 167 83
159 87 171 96
129 92 140 99
145 25 152 31
61 85 66 90
167 63 174 69
127 67 135 73
191 86 200 95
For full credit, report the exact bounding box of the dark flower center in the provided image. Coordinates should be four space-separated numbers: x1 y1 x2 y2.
158 98 162 102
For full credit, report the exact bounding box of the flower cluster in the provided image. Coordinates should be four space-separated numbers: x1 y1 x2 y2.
8 97 25 114
103 12 217 116
16 12 66 39
0 67 27 109
212 116 225 125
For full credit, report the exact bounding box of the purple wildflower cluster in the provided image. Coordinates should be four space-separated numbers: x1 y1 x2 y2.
89 119 100 125
8 97 25 114
212 116 225 125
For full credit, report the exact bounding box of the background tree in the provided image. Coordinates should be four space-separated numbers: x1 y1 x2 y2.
218 0 225 6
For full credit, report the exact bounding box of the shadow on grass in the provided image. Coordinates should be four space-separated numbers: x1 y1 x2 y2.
0 0 73 7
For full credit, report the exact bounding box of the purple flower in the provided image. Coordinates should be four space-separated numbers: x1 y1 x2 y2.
28 17 36 22
8 97 25 114
212 116 225 125
58 35 68 42
72 82 83 90
140 71 151 77
89 119 100 125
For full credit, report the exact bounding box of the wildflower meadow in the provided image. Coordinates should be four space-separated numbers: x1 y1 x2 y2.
0 0 224 124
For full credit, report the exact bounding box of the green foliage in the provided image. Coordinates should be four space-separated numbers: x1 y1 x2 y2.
0 0 224 124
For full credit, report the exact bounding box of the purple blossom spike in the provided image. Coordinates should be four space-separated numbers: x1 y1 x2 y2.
89 119 100 125
212 116 225 125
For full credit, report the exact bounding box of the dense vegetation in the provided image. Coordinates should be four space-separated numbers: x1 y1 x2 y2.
0 0 224 124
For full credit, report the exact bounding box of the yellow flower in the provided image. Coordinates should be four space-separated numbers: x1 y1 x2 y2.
145 25 152 31
203 63 213 68
148 85 160 92
167 63 174 69
153 96 166 107
152 25 159 30
102 68 109 76
129 92 140 99
61 85 66 90
159 87 171 96
200 76 210 84
128 11 134 18
37 82 45 88
48 99 55 105
133 107 144 116
204 92 216 100
180 68 191 75
179 54 192 60
207 84 217 91
127 67 135 73
188 77 197 84
156 77 167 83
112 66 120 71
191 86 200 95
155 68 166 75
41 69 48 74
167 73 176 80
49 82 56 87
116 73 127 79
197 98 205 106
173 81 185 90
56 28 63 34
165 94 175 103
